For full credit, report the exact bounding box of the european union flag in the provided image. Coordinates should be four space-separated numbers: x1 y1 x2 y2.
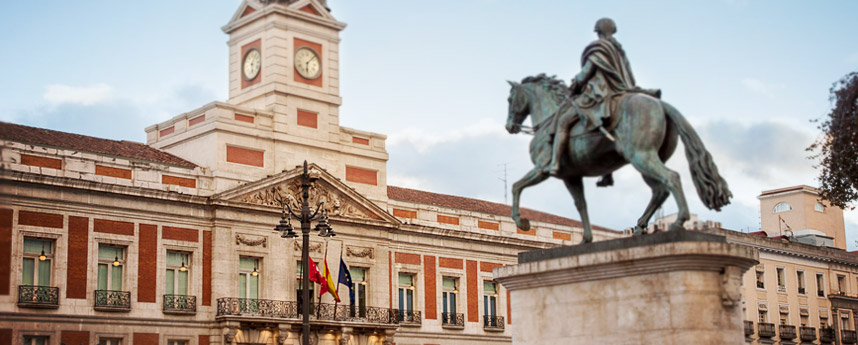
338 258 354 303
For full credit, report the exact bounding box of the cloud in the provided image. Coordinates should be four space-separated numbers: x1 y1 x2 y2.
740 78 785 98
12 83 219 142
386 117 513 153
43 83 113 106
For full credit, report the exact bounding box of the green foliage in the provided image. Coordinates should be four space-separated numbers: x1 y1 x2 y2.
809 71 858 209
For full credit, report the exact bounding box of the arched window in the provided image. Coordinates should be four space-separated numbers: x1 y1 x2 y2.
772 202 792 213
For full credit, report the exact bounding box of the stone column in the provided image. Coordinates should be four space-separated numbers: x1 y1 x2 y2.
493 231 758 345
381 329 396 345
338 326 352 345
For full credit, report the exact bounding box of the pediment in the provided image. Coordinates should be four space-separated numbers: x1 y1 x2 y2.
214 163 399 224
288 0 336 21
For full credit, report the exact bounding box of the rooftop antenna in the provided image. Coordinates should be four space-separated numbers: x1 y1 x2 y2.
496 163 509 204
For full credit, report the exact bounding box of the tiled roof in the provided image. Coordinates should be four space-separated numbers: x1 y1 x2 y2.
387 186 616 232
0 122 196 168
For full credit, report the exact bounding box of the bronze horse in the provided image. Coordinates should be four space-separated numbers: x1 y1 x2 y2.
505 74 731 243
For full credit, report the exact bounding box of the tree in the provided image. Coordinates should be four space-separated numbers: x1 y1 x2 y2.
808 71 858 209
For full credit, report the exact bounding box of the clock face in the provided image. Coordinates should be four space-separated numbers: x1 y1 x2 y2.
243 48 261 81
294 47 321 80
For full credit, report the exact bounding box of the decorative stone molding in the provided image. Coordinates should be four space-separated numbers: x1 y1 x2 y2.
294 241 323 254
238 177 376 220
235 233 267 247
721 265 743 307
346 246 374 259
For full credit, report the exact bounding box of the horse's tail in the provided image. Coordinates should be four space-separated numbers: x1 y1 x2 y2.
662 101 732 211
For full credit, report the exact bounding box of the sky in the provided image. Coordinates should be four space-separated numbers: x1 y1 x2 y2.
1 1 857 247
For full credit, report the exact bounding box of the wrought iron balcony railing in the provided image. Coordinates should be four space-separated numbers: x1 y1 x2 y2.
799 326 816 342
94 290 131 311
17 285 59 308
393 309 422 326
843 330 858 344
778 324 797 340
163 294 197 314
820 327 835 343
483 315 505 331
441 312 464 329
743 320 754 336
216 298 398 325
758 322 776 338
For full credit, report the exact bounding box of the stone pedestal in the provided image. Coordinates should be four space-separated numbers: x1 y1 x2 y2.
493 231 758 345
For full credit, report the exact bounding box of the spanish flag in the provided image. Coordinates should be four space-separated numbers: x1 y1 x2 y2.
320 258 340 302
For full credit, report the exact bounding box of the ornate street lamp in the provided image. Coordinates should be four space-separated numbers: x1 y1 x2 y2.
274 161 335 345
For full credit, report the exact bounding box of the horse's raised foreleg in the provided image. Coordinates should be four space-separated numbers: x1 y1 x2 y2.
511 168 549 231
562 177 592 244
628 151 690 232
633 176 670 235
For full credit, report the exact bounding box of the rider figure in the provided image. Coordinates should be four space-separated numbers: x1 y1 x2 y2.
545 18 660 185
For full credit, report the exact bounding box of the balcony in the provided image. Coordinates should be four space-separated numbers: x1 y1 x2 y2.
778 324 796 340
484 315 505 331
394 309 422 326
743 320 754 337
758 322 776 338
820 327 835 343
163 294 196 314
94 290 131 311
17 285 59 309
799 326 816 342
441 312 464 329
843 330 858 344
216 298 398 325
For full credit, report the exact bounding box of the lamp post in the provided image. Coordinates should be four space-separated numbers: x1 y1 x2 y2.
274 160 335 345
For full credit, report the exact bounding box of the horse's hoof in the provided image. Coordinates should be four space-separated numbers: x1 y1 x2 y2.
517 218 531 231
579 236 593 245
632 226 646 236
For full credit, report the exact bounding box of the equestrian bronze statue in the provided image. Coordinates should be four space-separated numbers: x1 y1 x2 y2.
505 18 731 243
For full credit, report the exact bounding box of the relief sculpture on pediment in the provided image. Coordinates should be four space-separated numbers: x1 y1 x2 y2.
238 177 377 220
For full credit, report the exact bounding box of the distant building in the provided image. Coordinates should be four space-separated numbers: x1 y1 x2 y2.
658 185 858 345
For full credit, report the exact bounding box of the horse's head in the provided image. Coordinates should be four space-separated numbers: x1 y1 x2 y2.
505 80 529 134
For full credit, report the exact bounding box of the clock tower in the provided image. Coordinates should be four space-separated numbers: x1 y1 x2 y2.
146 0 389 203
223 0 345 113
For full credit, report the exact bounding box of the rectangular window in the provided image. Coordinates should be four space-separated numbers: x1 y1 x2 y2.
780 310 788 325
484 281 499 327
797 271 806 295
99 338 122 345
756 270 765 289
838 275 846 294
168 341 188 345
843 312 852 330
23 336 49 345
397 273 415 320
166 251 190 295
818 273 826 297
97 245 125 291
239 257 259 299
801 315 809 327
22 238 53 286
442 277 458 324
296 261 315 311
349 267 367 317
758 309 768 323
776 267 785 290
